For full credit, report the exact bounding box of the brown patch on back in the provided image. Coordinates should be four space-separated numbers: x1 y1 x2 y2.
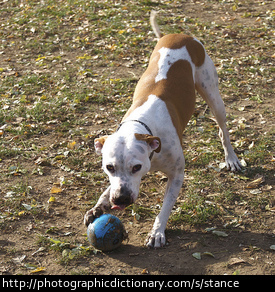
155 34 192 50
153 33 205 66
123 34 203 141
186 38 205 67
152 60 196 139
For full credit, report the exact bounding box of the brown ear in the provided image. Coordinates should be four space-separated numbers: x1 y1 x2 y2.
94 135 109 155
135 133 161 153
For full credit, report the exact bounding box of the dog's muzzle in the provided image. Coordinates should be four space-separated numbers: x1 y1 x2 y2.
111 184 133 210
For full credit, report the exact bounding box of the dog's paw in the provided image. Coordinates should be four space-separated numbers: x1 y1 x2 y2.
83 206 103 227
145 230 166 248
226 153 242 172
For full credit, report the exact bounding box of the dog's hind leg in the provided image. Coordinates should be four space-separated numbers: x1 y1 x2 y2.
195 54 242 171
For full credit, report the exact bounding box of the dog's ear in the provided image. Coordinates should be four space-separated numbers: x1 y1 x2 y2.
94 136 109 155
135 133 161 153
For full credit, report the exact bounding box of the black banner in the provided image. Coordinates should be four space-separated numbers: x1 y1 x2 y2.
1 275 271 291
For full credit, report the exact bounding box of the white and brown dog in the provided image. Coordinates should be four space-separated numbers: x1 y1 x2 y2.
84 11 242 248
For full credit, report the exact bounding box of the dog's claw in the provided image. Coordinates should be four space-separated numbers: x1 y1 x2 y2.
226 153 242 172
227 161 242 172
83 207 103 227
145 231 166 248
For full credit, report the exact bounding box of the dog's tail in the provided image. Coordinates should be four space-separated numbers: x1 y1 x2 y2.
150 10 163 39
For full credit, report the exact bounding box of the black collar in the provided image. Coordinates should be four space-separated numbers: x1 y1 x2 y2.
116 119 153 136
116 120 154 160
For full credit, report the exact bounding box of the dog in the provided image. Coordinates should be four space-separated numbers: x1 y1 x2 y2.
84 11 242 248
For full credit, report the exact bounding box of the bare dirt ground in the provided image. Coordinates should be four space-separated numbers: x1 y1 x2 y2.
0 1 274 275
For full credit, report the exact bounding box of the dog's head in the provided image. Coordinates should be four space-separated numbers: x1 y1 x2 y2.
94 133 161 210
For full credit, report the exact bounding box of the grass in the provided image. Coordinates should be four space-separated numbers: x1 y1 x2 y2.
0 0 274 273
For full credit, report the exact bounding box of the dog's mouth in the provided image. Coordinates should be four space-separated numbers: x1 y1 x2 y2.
111 204 126 211
111 195 133 211
110 186 135 211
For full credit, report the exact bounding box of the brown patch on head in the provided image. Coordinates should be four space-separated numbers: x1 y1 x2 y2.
94 135 109 155
95 135 109 146
135 133 161 153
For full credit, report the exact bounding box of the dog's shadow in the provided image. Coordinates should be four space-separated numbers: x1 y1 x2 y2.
105 228 274 275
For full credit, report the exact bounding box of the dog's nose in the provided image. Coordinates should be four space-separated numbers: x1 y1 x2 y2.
113 185 132 207
120 185 131 197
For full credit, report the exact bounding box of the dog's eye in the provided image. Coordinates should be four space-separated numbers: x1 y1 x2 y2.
106 164 115 173
132 164 142 174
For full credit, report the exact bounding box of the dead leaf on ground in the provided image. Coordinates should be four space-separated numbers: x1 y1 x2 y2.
67 141 79 149
50 186 63 194
12 255 26 265
212 230 228 237
48 196 56 203
30 267 46 274
203 251 215 258
192 252 215 260
228 257 246 267
192 252 201 260
35 157 51 166
246 175 265 189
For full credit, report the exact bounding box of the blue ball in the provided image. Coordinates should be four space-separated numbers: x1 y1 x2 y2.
87 214 126 252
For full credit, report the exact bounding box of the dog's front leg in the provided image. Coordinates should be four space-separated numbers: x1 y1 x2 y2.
83 186 111 227
146 172 184 248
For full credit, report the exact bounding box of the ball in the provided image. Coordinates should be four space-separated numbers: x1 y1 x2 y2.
87 214 126 252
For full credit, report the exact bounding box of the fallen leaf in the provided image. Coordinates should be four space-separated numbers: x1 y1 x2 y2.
202 251 215 258
50 186 63 194
205 227 217 232
12 255 26 265
248 141 254 149
238 175 250 181
49 238 62 245
67 141 77 149
22 203 32 211
26 223 35 231
192 252 201 260
24 263 38 270
31 247 46 256
218 162 227 170
240 158 247 167
131 209 140 221
35 157 51 166
223 29 238 38
48 196 56 203
212 230 228 237
250 189 262 195
246 175 265 189
228 257 246 267
30 267 46 274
